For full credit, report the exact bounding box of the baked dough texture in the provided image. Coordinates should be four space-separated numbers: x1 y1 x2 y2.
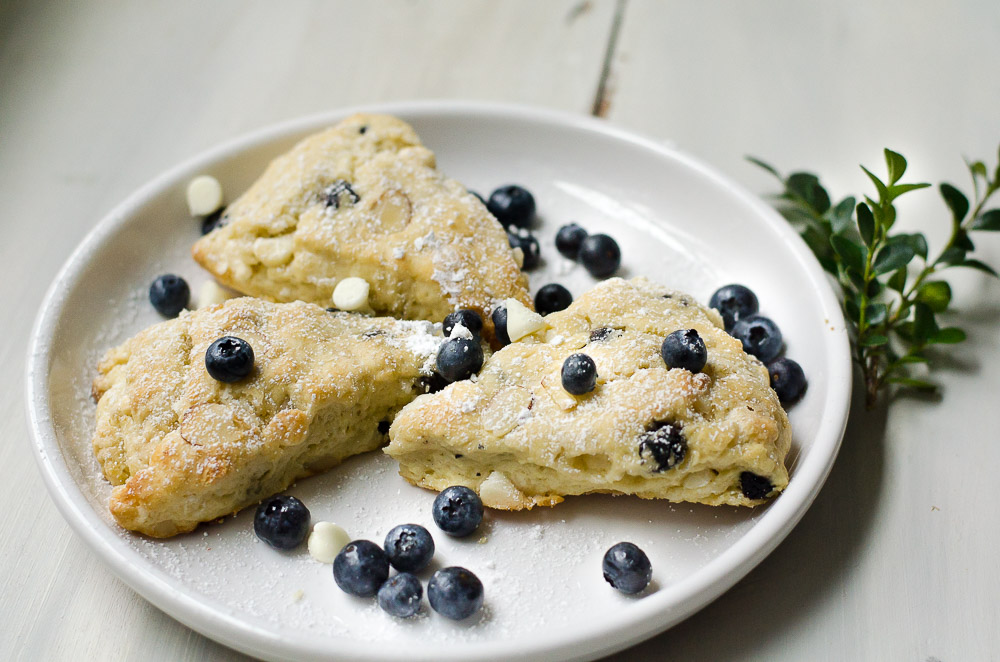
191 113 531 338
385 277 791 509
91 298 443 537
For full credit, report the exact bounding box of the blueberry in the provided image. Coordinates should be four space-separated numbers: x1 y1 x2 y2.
418 372 450 394
579 234 621 278
378 420 391 435
253 495 310 550
149 274 190 317
491 305 511 346
555 223 588 260
200 209 227 235
740 472 773 500
534 283 573 316
377 572 423 618
443 309 484 338
333 540 390 597
660 329 707 373
561 353 597 395
602 542 652 594
436 337 484 382
637 422 686 472
432 486 483 537
731 316 783 363
205 336 255 382
508 229 541 270
709 284 759 331
767 357 807 405
428 567 484 620
384 524 435 573
589 327 620 343
487 185 535 229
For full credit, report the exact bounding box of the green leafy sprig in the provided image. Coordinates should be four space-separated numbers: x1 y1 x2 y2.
750 147 1000 409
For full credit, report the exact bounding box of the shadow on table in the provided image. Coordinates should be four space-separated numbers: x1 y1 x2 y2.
604 373 889 661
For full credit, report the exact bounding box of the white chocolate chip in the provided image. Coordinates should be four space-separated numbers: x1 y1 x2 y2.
504 298 545 342
252 236 295 267
332 277 370 311
186 175 224 216
479 471 533 510
307 522 351 564
196 281 235 309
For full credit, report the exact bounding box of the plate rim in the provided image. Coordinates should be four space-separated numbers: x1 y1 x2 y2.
25 99 852 662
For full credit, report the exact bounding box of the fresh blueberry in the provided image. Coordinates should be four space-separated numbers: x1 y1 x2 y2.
205 336 255 382
428 567 484 620
660 329 707 373
492 305 511 346
487 185 535 229
443 309 484 338
579 234 621 278
602 542 652 594
589 327 620 343
561 353 597 395
432 486 483 537
555 223 588 260
419 372 450 394
377 572 423 618
740 472 773 500
200 209 227 235
508 229 541 270
333 540 390 597
731 316 783 363
384 524 435 573
637 422 686 471
149 274 190 317
534 283 573 316
767 357 807 405
253 495 310 550
436 337 484 382
709 284 759 331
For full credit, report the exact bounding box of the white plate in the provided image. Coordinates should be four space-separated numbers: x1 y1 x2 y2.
26 101 851 662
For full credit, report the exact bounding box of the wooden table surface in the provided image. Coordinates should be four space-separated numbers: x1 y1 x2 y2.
3 1 998 660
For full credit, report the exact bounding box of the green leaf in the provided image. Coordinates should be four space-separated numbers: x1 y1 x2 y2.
844 296 861 323
915 281 951 312
887 376 938 391
887 182 931 198
831 235 866 274
940 183 969 223
972 209 1000 231
857 203 875 246
787 172 831 214
861 334 889 346
866 278 883 298
861 165 889 201
747 156 782 180
887 267 907 292
930 327 967 344
906 233 929 260
955 230 976 252
895 354 929 365
938 246 967 265
865 302 888 326
968 159 988 181
800 225 837 274
885 149 907 185
895 322 915 342
828 196 857 235
957 259 1000 277
873 241 916 274
913 302 939 342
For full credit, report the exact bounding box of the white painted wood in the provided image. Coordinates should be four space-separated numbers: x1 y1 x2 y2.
2 0 998 660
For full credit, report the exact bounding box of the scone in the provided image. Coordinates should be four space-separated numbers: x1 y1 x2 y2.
91 298 444 537
386 277 791 509
191 113 531 339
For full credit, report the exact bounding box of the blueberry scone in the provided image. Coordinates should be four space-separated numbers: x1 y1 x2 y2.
91 298 444 537
386 277 791 509
191 113 531 339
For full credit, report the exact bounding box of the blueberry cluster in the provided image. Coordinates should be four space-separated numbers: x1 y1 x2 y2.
473 184 543 271
555 223 621 278
437 309 485 383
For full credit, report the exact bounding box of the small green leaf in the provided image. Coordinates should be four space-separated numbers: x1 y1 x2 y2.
844 297 861 323
906 233 929 260
831 235 866 274
895 354 929 365
887 376 938 391
915 281 951 312
940 183 969 223
930 327 967 344
913 302 939 342
887 267 907 292
747 156 782 180
865 302 888 326
861 334 889 347
873 241 916 274
787 172 831 214
885 149 907 185
972 209 1000 231
887 182 931 198
968 159 988 181
938 246 967 265
866 278 883 298
861 165 889 201
955 230 976 252
957 259 1000 278
895 322 915 342
828 196 857 235
857 203 875 246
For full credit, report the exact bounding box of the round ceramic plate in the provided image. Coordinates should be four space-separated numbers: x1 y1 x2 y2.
26 101 851 662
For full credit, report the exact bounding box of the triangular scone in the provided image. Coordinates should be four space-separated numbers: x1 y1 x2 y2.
386 277 791 509
191 113 531 338
91 298 443 537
